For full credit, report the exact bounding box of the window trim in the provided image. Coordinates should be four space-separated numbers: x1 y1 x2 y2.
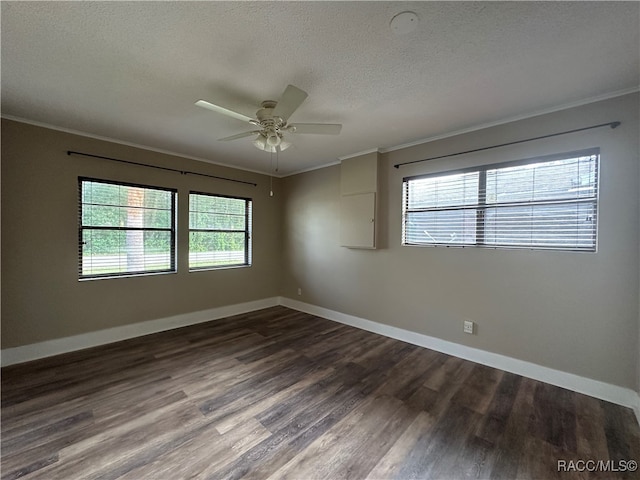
188 191 252 271
78 177 177 280
402 148 600 252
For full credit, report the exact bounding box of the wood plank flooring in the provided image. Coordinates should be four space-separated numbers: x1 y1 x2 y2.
2 306 639 479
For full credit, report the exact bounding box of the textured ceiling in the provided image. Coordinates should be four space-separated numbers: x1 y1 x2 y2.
2 1 639 176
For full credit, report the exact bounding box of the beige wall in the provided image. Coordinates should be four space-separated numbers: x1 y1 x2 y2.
2 94 639 393
282 93 640 390
1 119 283 348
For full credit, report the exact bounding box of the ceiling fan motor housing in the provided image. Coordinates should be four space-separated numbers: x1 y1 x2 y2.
256 101 285 134
196 84 341 149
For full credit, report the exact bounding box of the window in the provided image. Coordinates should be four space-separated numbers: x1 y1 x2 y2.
79 178 176 279
189 192 252 270
402 149 599 251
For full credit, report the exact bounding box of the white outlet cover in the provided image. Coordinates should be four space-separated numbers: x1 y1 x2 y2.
463 320 474 334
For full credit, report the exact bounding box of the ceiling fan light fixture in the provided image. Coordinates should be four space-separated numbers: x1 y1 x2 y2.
279 140 291 151
266 132 281 147
253 133 288 153
253 134 267 150
199 84 342 155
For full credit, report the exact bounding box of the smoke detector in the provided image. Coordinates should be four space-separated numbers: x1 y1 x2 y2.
390 11 419 35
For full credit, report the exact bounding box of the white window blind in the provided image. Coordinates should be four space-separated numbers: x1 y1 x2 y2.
189 192 252 270
402 149 599 251
79 178 176 279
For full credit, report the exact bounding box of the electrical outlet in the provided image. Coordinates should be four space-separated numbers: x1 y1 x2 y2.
297 288 302 296
463 320 475 334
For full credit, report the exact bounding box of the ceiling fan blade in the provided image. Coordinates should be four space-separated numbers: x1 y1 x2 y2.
272 85 308 121
195 100 254 123
289 123 342 135
218 131 261 141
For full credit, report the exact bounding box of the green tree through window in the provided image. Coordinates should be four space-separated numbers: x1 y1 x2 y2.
189 192 252 270
79 178 176 278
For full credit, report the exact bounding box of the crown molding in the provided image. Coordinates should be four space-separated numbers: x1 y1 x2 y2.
0 114 277 178
379 86 640 154
338 148 380 161
5 86 638 179
284 160 341 177
283 86 640 177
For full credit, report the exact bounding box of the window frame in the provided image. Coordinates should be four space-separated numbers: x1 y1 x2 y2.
402 148 600 252
78 177 177 280
188 191 252 271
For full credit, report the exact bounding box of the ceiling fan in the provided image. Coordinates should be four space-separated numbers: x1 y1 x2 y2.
196 85 342 152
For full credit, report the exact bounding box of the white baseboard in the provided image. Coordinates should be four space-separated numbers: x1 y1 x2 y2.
3 295 639 426
0 297 279 367
279 297 640 423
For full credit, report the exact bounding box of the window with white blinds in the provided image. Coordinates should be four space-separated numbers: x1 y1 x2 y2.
402 149 599 251
189 192 252 270
79 178 177 279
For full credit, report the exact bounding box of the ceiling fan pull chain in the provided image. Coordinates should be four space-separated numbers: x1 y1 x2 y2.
270 149 274 197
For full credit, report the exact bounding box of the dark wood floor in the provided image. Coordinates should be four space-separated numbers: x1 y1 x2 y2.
2 306 639 480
